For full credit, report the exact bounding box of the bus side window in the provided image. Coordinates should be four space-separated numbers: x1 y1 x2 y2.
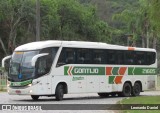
125 51 134 65
107 50 116 64
146 52 156 65
76 49 91 64
93 49 105 64
57 48 65 67
36 57 47 75
135 51 145 65
77 49 84 64
36 47 57 76
57 48 75 67
65 48 75 64
117 51 125 64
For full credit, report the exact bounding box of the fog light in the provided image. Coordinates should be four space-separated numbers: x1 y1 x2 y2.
29 90 32 93
28 84 32 87
7 81 11 87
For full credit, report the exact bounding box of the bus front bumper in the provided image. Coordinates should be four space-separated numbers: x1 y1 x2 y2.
7 86 34 95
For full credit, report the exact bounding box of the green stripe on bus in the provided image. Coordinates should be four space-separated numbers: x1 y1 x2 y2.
10 79 32 86
128 67 157 75
128 67 134 75
112 67 119 75
64 66 69 75
109 76 115 84
64 66 157 76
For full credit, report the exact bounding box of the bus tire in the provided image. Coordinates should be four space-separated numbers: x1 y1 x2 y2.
31 95 39 100
131 82 141 96
121 82 131 97
98 93 109 98
55 84 64 101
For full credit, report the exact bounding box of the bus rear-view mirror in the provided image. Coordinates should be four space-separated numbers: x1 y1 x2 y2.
31 53 49 67
2 55 11 68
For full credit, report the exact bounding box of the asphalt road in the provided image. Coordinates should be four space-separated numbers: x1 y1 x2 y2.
0 91 160 113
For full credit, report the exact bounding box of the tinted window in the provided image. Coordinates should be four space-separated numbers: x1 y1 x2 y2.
135 51 146 65
76 48 92 64
65 48 75 64
125 51 135 65
57 48 75 67
36 47 58 77
117 51 125 64
56 47 156 66
146 52 156 65
93 49 106 64
107 50 116 64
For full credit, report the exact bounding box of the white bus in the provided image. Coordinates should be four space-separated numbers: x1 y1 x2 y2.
2 40 157 101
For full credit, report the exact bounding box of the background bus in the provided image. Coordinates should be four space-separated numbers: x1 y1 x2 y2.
2 40 157 101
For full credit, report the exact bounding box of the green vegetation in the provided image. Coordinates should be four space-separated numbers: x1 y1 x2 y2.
0 0 160 68
120 96 160 104
119 75 160 113
0 89 7 92
120 96 160 113
0 0 110 59
0 76 7 91
157 76 160 90
0 82 7 92
0 67 5 74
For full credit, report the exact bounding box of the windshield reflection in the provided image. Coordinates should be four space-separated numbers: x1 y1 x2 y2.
9 51 39 82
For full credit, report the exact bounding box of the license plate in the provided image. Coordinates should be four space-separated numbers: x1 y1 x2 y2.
15 90 21 94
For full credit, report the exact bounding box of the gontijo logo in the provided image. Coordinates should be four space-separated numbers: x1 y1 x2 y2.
64 66 105 76
74 68 99 74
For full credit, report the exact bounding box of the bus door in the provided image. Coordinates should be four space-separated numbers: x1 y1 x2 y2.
35 56 52 94
34 47 58 94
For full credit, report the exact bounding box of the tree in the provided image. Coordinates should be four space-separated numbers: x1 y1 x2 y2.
112 8 141 46
40 0 111 42
0 0 35 55
149 0 160 49
0 0 111 61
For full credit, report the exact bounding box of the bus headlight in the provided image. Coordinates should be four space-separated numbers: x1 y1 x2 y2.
29 90 32 93
7 81 11 87
27 84 32 87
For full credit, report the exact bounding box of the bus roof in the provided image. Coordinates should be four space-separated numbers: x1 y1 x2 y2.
15 40 62 51
15 40 156 52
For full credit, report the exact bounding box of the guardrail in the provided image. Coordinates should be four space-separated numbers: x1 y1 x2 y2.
0 73 7 91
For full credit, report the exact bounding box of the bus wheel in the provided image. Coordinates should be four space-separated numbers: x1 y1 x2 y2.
98 93 109 98
121 83 131 97
131 82 141 96
55 84 64 101
31 95 39 100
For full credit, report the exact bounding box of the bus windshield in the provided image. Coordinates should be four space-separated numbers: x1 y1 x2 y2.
9 51 39 82
9 47 58 82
